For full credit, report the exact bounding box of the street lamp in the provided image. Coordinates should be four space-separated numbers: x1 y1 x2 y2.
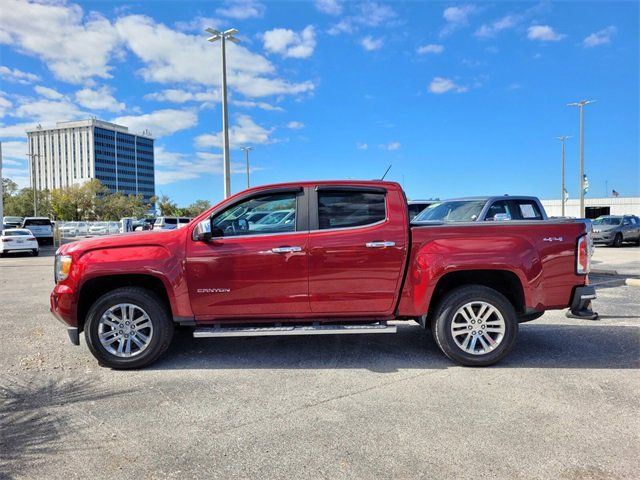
567 100 595 218
26 152 40 216
206 27 239 199
240 146 253 189
555 136 570 217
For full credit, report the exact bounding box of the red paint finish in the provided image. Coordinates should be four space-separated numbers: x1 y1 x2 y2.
308 188 408 315
50 180 589 332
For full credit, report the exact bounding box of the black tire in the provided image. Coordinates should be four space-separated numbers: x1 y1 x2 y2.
612 233 623 247
431 285 518 367
32 249 39 256
84 287 174 369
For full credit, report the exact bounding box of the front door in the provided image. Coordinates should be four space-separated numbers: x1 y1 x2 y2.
308 186 408 315
186 188 310 320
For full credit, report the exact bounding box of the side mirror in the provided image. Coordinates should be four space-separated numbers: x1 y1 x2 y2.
193 219 213 242
493 213 511 221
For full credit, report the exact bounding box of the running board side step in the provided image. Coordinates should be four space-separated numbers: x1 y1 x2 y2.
193 322 397 338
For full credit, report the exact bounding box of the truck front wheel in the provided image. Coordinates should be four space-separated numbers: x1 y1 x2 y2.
431 285 518 367
84 287 174 369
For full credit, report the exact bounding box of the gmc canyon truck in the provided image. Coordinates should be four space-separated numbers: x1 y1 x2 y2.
50 181 596 369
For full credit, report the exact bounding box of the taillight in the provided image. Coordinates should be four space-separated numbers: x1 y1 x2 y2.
27 237 36 241
2 238 13 242
576 234 590 275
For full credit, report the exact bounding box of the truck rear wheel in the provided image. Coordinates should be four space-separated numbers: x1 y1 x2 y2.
431 285 518 367
84 287 174 369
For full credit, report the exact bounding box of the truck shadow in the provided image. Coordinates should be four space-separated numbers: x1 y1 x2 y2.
0 377 132 479
154 323 639 372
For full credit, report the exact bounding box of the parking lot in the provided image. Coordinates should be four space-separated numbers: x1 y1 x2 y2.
1 246 638 479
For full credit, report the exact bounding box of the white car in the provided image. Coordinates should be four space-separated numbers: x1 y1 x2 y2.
59 221 89 237
21 217 54 245
0 228 39 257
88 222 120 236
153 217 192 230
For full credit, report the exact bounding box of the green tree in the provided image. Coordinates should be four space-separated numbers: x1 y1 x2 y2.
3 187 52 218
157 194 179 216
182 199 211 218
50 180 109 221
101 192 149 220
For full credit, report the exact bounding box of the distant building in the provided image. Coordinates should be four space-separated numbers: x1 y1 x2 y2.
26 119 155 202
541 196 640 218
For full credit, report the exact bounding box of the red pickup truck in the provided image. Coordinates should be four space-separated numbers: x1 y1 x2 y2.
50 180 596 369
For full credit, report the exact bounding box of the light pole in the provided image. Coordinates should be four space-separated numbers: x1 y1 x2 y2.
567 100 595 218
0 142 4 223
206 27 239 199
240 146 253 189
26 152 40 216
555 136 570 216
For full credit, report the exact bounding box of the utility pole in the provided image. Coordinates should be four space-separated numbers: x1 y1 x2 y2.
206 27 239 199
26 152 40 216
567 100 595 218
556 136 570 217
240 146 253 189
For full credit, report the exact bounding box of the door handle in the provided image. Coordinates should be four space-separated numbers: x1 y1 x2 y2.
365 241 396 248
271 246 302 253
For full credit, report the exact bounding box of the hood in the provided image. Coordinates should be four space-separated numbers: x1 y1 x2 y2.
593 224 619 232
58 228 182 256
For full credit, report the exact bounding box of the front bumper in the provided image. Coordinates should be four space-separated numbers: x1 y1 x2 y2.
566 285 598 320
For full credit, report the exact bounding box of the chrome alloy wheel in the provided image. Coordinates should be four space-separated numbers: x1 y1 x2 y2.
450 301 506 356
98 304 154 358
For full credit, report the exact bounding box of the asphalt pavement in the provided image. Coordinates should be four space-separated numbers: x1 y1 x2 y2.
1 245 638 479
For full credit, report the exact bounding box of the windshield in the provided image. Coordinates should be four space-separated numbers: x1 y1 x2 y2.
23 219 52 226
4 217 22 223
415 200 486 222
593 217 621 226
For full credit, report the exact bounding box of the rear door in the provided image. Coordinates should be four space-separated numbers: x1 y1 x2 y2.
307 185 408 315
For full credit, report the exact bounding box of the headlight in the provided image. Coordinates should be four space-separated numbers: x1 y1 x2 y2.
54 255 72 283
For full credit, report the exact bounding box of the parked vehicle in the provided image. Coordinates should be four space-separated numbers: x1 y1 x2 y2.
88 222 120 236
59 221 90 238
22 217 54 245
592 215 640 247
407 200 436 221
250 209 295 232
51 180 596 370
415 196 547 222
0 228 39 256
153 216 192 230
2 216 24 229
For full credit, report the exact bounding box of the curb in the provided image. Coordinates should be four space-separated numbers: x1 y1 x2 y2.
625 278 640 287
591 268 618 275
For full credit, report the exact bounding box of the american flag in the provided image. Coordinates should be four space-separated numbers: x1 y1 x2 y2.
612 189 620 197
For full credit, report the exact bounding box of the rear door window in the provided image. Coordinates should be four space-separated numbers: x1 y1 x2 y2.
317 191 386 229
514 201 543 220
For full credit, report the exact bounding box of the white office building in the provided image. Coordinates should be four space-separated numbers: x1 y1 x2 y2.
541 196 640 218
26 119 156 201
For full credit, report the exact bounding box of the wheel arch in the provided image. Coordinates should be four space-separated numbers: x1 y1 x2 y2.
426 269 526 322
77 274 171 333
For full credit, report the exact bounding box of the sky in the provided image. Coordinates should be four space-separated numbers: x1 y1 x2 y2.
0 0 638 206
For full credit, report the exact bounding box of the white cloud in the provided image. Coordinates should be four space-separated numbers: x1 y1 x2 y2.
14 98 84 123
0 0 120 83
215 0 265 20
113 109 198 137
327 2 397 35
34 85 64 100
0 140 27 161
195 114 273 149
379 142 400 151
441 4 477 36
360 36 384 51
263 26 316 59
583 26 616 47
356 143 368 150
232 99 283 111
475 15 518 38
0 65 40 84
315 0 343 16
115 15 314 98
144 88 218 104
527 25 565 42
0 93 12 118
75 85 125 112
428 77 468 94
417 44 444 55
0 122 39 138
154 146 256 185
286 121 304 129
